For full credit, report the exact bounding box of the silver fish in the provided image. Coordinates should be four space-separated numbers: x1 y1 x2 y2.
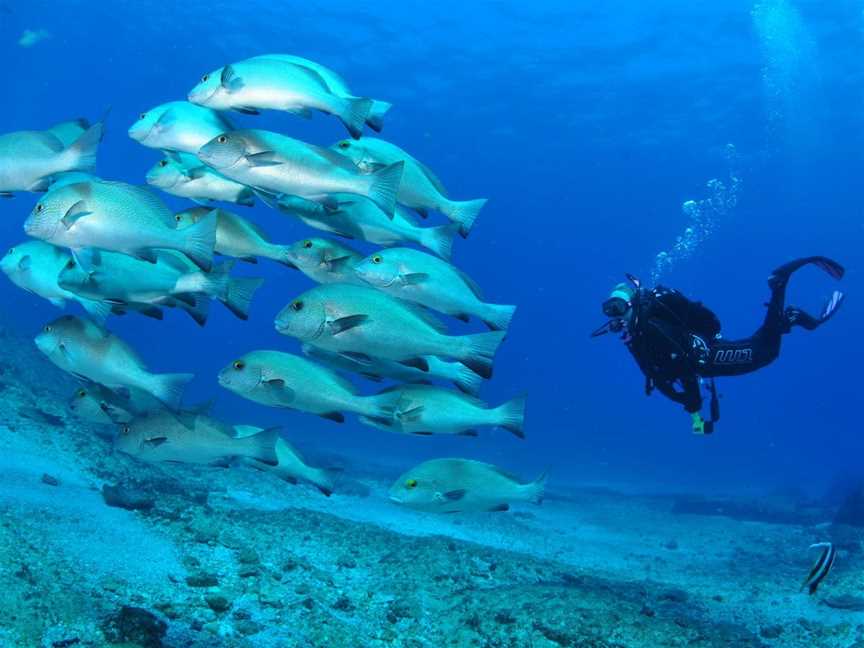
269 194 456 260
284 237 365 286
175 207 291 266
23 179 217 271
0 120 102 195
353 247 516 330
128 101 234 155
115 411 278 466
197 129 403 216
0 240 108 320
333 137 486 236
274 283 506 379
188 58 373 139
301 344 484 396
360 385 526 438
146 155 254 206
67 383 166 425
34 315 193 408
246 54 391 131
57 249 263 321
389 458 546 513
218 349 396 423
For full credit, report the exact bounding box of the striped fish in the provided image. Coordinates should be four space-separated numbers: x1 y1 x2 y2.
801 542 836 595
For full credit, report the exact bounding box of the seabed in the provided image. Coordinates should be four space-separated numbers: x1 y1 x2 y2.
1 326 862 648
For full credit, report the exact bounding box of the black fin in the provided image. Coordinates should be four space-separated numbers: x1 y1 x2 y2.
330 314 368 335
319 411 345 423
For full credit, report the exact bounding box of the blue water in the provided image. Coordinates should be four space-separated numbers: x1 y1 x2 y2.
1 0 861 497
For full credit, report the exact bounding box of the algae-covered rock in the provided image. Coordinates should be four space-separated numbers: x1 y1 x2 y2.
101 606 166 647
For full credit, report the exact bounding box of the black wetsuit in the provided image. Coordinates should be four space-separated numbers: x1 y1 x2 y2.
624 257 844 414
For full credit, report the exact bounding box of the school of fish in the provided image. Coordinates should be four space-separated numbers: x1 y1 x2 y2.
0 54 542 512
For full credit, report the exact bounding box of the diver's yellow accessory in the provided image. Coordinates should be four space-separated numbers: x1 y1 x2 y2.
691 412 706 435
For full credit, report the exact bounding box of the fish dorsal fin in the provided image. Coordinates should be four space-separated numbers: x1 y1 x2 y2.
402 301 447 333
34 131 65 153
280 60 332 92
453 267 484 299
488 464 522 484
307 144 362 172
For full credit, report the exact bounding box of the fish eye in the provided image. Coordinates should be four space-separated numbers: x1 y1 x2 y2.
338 141 350 149
159 160 168 168
291 300 304 312
7 248 13 255
202 74 209 82
232 360 245 370
303 240 313 249
217 135 228 144
121 425 130 435
36 204 43 213
43 325 52 333
174 214 182 222
372 255 383 264
77 389 87 398
139 113 147 120
65 259 75 269
406 479 418 489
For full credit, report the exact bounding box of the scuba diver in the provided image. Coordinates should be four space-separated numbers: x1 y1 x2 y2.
593 257 845 434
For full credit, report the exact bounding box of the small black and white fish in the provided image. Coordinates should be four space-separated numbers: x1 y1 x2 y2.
801 542 836 595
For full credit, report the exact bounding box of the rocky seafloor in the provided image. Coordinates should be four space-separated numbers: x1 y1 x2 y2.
1 324 863 648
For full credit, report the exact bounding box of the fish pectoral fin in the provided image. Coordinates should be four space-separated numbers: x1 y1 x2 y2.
396 405 425 422
339 351 373 365
61 200 93 229
401 273 430 285
220 64 245 92
486 504 510 512
411 430 434 436
398 357 429 372
443 489 468 501
265 378 286 387
328 314 369 336
17 255 32 271
173 293 197 306
234 107 261 115
326 255 354 272
143 436 169 448
132 248 158 263
245 151 283 167
319 411 345 423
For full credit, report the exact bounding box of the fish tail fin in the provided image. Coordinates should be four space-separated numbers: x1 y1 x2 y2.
181 210 217 271
339 97 374 139
149 372 194 409
180 297 210 327
458 330 506 379
442 198 486 238
482 303 517 331
495 394 527 439
365 99 392 132
311 468 337 497
66 121 104 174
451 363 484 396
524 471 547 505
419 222 459 261
207 261 264 320
243 426 280 466
367 161 404 216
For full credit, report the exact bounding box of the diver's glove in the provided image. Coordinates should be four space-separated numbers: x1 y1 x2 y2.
691 412 706 435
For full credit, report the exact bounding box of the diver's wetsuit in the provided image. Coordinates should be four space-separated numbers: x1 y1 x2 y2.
625 257 844 413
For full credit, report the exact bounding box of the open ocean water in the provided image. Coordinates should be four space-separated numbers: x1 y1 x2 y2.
1 1 862 647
